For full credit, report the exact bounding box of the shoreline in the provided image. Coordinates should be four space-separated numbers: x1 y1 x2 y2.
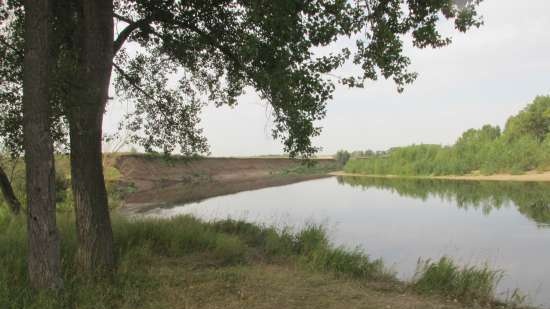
120 173 333 214
331 170 550 182
114 155 337 213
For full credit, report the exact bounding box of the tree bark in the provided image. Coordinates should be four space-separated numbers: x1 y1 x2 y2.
68 0 115 273
0 163 21 215
22 0 62 289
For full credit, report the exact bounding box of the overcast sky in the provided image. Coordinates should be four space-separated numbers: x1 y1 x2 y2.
104 0 550 156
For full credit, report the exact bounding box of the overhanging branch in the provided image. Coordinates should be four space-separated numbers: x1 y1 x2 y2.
113 13 153 55
112 62 172 120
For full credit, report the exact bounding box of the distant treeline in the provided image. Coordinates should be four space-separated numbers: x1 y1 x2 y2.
344 95 550 176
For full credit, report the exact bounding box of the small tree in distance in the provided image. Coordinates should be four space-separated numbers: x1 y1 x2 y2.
335 150 351 167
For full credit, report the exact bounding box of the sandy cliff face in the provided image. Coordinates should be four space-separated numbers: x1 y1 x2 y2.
114 155 336 212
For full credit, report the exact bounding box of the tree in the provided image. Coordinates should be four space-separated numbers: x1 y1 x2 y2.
0 0 24 216
1 0 483 276
66 0 117 273
22 0 62 289
335 150 351 167
0 161 21 214
1 0 66 218
504 95 550 143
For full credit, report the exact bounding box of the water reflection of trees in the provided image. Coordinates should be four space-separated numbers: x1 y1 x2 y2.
337 176 550 227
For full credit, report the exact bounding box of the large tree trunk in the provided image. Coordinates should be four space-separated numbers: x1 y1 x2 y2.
22 0 62 289
0 164 21 215
69 113 115 273
69 0 115 273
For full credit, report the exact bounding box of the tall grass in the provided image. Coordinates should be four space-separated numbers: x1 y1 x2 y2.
0 214 391 309
1 213 521 308
412 256 503 305
294 225 391 281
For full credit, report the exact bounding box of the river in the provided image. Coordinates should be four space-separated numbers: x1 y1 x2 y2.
141 176 550 308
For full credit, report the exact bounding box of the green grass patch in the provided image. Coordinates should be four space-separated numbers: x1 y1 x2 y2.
412 256 503 306
0 214 394 309
0 214 524 308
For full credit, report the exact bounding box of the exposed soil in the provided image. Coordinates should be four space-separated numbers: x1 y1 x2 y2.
115 155 336 213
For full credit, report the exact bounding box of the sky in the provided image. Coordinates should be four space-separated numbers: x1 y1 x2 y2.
104 0 550 156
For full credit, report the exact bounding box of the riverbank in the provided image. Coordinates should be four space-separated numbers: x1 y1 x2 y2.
0 214 516 309
114 155 338 213
332 170 550 182
0 155 534 308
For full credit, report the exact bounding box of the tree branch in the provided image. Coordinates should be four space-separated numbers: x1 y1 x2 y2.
0 36 23 58
112 62 171 120
113 63 154 101
113 13 133 24
113 12 251 78
113 14 152 55
0 158 21 215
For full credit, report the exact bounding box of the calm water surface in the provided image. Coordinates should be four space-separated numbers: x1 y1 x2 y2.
143 176 550 308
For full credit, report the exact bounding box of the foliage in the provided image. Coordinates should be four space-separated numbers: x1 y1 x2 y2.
0 1 69 157
1 211 526 308
334 150 351 167
0 214 394 308
1 0 482 158
350 149 376 158
0 155 120 216
413 257 502 306
345 96 550 175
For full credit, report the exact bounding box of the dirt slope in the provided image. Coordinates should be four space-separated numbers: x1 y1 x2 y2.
115 155 336 212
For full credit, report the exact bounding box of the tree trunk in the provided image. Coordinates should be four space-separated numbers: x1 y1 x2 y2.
69 0 115 273
0 164 21 215
69 114 115 273
22 0 62 289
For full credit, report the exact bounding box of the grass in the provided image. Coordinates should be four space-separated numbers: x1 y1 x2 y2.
0 154 522 308
0 213 526 308
412 256 504 306
0 154 126 210
0 214 395 309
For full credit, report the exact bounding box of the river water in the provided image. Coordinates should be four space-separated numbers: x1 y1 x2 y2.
142 176 550 308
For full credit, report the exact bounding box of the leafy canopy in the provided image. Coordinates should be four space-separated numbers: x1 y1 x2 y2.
1 0 482 157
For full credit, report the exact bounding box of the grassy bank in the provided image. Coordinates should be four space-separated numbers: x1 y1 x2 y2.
344 96 550 177
0 155 526 308
0 213 516 309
